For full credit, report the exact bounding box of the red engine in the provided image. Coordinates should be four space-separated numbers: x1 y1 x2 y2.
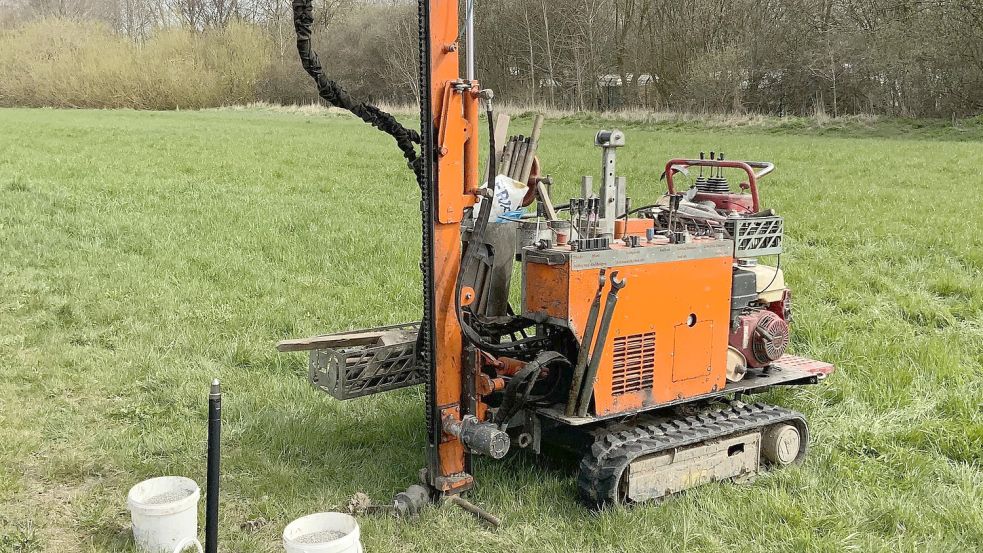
729 310 789 368
690 158 754 213
692 190 753 213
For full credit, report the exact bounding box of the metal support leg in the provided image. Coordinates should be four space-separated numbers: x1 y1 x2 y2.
594 130 625 239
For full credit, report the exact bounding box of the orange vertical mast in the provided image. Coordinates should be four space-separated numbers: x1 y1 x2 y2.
423 0 480 493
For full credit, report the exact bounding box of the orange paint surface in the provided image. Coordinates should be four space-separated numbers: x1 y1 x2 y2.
524 253 732 416
614 218 654 239
429 0 469 489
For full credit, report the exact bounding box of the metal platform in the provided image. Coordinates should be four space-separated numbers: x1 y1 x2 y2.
294 323 423 400
535 354 834 426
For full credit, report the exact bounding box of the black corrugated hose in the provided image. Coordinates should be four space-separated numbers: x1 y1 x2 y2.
293 0 534 356
292 0 423 179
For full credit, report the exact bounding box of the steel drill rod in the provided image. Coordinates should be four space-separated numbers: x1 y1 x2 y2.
565 269 607 416
576 274 626 417
583 199 591 239
500 136 516 176
509 137 526 180
445 495 502 528
517 115 545 185
498 139 516 177
511 139 529 181
505 134 525 178
465 0 475 81
570 199 584 238
593 199 599 239
205 379 222 553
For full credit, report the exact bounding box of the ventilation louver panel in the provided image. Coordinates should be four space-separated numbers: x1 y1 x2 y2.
611 332 656 396
725 216 783 258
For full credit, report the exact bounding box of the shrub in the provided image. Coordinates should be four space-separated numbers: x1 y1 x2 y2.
0 19 274 109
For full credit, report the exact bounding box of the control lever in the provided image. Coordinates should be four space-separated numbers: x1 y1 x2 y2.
575 272 627 417
565 269 607 416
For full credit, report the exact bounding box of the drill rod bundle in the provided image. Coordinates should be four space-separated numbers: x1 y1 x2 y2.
497 115 545 184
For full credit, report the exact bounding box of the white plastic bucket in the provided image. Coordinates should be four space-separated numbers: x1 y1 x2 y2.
282 512 362 553
127 476 203 553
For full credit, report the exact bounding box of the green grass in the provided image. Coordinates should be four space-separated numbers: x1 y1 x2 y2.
1 107 981 552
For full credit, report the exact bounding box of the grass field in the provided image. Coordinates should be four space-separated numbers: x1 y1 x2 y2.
1 107 981 552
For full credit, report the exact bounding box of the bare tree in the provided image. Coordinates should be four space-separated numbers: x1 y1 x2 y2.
23 0 97 18
1 0 981 116
381 3 419 100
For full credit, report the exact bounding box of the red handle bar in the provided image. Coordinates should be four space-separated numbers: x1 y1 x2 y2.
664 159 774 213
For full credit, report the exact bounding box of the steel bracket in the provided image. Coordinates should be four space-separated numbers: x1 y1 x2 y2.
434 82 477 223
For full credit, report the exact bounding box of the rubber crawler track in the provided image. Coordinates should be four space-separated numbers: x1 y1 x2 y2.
577 402 809 506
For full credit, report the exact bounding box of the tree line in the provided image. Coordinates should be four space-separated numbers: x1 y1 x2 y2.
1 0 981 117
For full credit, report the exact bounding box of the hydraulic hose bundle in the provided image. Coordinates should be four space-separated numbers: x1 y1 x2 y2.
453 101 551 356
291 0 423 178
291 0 436 383
292 0 548 375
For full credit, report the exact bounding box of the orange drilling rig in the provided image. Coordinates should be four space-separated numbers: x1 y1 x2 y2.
280 0 833 508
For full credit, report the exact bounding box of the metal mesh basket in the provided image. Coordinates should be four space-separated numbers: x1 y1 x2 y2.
308 322 424 400
726 216 783 258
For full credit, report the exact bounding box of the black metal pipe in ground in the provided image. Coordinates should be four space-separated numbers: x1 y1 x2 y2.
205 379 221 553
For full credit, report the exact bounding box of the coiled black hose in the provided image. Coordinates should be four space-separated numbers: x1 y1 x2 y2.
292 0 423 178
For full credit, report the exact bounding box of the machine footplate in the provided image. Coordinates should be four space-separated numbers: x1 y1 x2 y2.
577 402 807 506
536 354 831 426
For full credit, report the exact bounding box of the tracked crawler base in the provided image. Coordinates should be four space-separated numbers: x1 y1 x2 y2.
284 0 835 512
577 402 807 506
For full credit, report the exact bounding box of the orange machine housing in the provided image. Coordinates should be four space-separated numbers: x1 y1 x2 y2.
523 239 733 416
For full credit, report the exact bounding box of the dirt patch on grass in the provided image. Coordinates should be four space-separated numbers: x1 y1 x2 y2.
3 465 121 552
